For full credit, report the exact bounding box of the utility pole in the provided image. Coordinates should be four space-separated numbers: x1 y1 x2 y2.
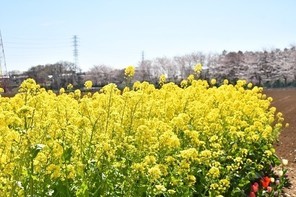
0 30 8 77
73 35 78 72
0 30 9 91
142 50 145 63
72 35 79 85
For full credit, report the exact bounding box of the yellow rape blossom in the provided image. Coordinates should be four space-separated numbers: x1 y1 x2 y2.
0 75 286 196
59 88 65 94
187 74 195 83
148 165 162 181
210 78 217 85
159 74 166 86
194 63 202 74
186 175 196 186
247 82 253 89
180 79 188 88
207 166 220 178
223 79 229 85
67 83 73 90
84 80 93 89
124 65 135 78
155 184 166 192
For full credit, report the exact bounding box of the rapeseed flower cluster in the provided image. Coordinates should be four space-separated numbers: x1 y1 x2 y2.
0 68 286 196
124 65 135 78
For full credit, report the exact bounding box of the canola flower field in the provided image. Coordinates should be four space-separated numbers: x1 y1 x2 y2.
0 65 288 196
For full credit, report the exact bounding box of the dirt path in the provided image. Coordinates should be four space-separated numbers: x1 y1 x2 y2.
265 89 296 196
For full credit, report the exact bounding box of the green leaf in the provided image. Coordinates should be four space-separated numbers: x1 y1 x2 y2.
76 182 89 197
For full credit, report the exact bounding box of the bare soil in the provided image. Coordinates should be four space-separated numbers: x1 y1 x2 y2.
265 88 296 196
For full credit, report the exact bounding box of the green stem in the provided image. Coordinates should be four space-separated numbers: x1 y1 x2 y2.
30 157 34 196
105 87 113 134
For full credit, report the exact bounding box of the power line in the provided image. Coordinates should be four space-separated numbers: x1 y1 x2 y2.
5 41 71 48
5 35 72 41
3 35 74 66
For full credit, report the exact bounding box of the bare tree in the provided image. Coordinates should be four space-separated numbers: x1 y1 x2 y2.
174 56 188 79
136 60 153 81
86 65 113 87
153 57 177 80
26 65 48 86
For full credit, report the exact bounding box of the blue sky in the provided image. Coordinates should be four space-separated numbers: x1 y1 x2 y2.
0 0 295 72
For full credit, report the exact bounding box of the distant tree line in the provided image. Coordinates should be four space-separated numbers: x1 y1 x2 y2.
3 46 296 92
85 46 296 88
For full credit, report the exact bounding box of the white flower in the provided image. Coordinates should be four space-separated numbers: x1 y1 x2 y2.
277 170 284 177
47 189 54 196
16 181 24 189
36 144 45 150
282 159 288 166
270 177 275 183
